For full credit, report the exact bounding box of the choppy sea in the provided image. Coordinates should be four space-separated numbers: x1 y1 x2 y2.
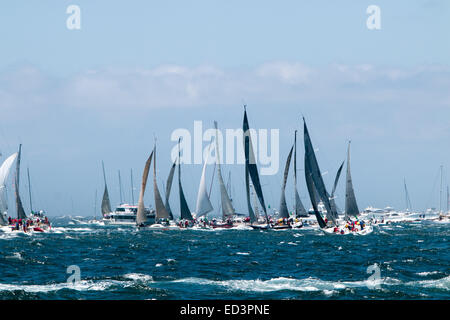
0 217 448 300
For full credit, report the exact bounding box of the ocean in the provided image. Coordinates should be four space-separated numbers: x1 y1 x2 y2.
0 218 448 300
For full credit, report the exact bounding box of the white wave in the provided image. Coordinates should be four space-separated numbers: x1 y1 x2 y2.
5 252 23 260
236 252 250 255
123 273 153 282
416 271 441 277
171 276 396 293
408 275 450 291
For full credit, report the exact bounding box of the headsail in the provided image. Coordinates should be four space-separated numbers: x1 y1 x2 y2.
101 161 112 217
178 139 193 220
214 121 235 221
165 159 177 220
345 141 359 219
153 145 170 220
278 145 293 219
330 161 344 218
136 150 154 226
243 107 270 225
303 119 336 226
195 142 214 218
15 144 27 220
294 130 308 217
0 153 18 225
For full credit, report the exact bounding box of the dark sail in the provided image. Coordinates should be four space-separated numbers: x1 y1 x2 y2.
244 137 257 224
303 119 336 226
178 139 193 220
305 157 327 229
294 130 308 217
165 160 177 220
345 141 359 218
153 145 170 220
15 144 27 220
330 161 344 219
278 145 293 219
101 161 112 216
243 107 269 225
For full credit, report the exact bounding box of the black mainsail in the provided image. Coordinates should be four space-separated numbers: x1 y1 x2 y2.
244 138 257 224
178 139 193 220
15 144 27 220
344 141 359 219
101 161 112 217
243 107 270 226
303 119 337 226
136 150 154 226
278 145 294 219
294 130 308 217
165 159 177 220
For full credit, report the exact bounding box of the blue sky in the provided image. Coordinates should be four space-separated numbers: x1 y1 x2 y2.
0 1 449 217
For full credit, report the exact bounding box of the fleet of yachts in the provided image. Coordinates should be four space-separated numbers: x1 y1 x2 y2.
1 107 449 235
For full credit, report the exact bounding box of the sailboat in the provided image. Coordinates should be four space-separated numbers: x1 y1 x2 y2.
0 152 18 230
177 138 194 228
209 122 236 229
293 130 308 219
136 149 155 227
149 143 172 228
242 106 271 230
9 145 51 233
164 159 177 221
192 141 214 228
273 144 294 229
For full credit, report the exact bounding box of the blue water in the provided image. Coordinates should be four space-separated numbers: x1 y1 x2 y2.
0 218 448 299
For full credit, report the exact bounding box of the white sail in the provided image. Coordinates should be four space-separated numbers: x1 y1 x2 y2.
0 153 18 225
214 121 235 220
195 143 214 217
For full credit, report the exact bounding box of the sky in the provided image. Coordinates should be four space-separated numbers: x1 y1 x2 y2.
0 1 449 217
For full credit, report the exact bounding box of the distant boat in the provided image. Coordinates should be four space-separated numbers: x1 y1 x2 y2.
152 143 171 224
344 141 360 221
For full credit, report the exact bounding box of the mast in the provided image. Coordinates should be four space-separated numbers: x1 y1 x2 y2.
118 170 123 204
439 165 443 214
130 169 135 205
404 178 412 211
27 167 33 214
